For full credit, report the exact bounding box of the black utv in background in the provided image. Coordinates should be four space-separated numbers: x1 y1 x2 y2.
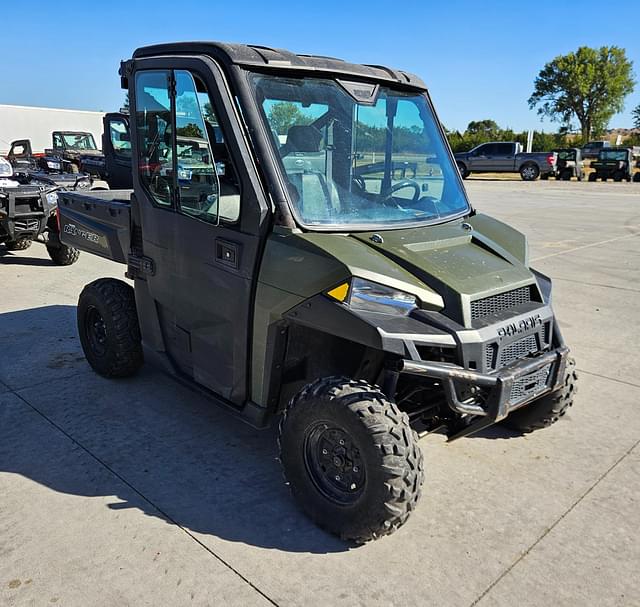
0 157 79 264
588 148 634 182
79 112 133 189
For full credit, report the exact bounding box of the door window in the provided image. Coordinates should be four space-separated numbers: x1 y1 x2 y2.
135 70 174 207
109 119 131 157
53 133 63 149
174 70 220 224
495 143 513 155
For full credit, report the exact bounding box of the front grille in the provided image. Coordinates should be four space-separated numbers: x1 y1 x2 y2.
499 335 539 368
471 287 532 320
510 364 551 405
14 218 40 232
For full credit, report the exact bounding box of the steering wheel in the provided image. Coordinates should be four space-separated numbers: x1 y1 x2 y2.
382 179 421 203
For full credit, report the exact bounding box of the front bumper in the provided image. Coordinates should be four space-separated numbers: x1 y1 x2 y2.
0 190 53 241
398 346 569 439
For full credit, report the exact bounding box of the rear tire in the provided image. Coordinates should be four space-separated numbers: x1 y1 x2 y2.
520 163 539 181
588 173 597 182
634 173 640 182
4 239 32 251
77 278 143 378
561 170 572 181
501 358 577 433
47 244 80 266
279 377 424 543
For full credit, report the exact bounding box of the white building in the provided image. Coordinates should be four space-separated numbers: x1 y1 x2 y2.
0 104 105 155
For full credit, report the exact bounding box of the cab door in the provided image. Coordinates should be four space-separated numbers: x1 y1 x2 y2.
470 143 493 170
129 56 269 406
102 113 133 189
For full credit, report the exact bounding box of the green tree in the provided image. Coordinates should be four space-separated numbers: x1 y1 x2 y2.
203 102 218 125
529 46 635 140
466 119 500 137
176 123 204 138
268 102 312 135
633 104 640 129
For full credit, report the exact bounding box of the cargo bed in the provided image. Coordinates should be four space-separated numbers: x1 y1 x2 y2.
58 190 132 263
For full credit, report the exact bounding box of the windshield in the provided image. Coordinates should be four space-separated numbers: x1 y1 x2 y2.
251 75 469 229
61 133 97 150
599 150 627 161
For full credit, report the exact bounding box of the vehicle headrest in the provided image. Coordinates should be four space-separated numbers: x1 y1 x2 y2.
283 125 322 154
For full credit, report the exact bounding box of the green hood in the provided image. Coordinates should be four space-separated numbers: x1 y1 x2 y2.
258 214 536 325
349 214 534 300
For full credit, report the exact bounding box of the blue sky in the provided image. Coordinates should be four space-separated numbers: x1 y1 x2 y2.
2 0 638 132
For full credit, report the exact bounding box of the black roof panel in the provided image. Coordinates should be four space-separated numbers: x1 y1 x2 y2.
132 41 427 89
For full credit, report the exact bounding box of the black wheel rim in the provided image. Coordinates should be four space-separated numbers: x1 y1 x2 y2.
85 305 107 357
303 422 366 505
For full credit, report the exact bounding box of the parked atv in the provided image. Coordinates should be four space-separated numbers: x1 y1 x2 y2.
58 41 577 542
543 148 584 181
49 131 104 175
588 148 633 182
7 139 109 190
0 157 80 264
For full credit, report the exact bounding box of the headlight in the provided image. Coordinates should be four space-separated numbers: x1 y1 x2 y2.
0 157 13 177
45 191 59 206
326 278 417 316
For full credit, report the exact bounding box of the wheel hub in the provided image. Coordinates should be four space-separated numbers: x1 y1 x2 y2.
85 306 107 357
304 423 366 504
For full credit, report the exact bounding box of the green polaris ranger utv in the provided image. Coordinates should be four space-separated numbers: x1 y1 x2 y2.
58 42 577 542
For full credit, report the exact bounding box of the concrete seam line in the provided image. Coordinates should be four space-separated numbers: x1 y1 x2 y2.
12 391 281 607
469 437 640 607
9 370 88 393
531 231 639 262
576 368 640 390
552 277 640 294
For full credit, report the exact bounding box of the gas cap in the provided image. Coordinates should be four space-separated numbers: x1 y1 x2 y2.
461 222 473 232
370 233 384 244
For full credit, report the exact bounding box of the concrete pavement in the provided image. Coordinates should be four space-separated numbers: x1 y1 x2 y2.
1 180 639 606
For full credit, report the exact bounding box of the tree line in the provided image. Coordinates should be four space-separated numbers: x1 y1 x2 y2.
266 44 639 154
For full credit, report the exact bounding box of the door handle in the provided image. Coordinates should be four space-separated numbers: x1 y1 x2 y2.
216 239 240 270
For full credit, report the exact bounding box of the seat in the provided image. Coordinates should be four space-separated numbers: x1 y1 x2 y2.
280 125 340 222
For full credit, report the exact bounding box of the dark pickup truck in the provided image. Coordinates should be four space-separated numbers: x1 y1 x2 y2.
455 142 556 181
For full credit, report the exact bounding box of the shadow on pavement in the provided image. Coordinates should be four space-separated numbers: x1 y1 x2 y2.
0 248 57 266
0 305 348 555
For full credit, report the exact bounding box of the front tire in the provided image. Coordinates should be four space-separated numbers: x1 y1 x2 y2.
520 163 539 181
588 172 597 182
5 239 32 251
502 358 577 433
47 244 80 265
457 162 470 179
634 173 640 182
77 278 143 378
279 377 424 543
